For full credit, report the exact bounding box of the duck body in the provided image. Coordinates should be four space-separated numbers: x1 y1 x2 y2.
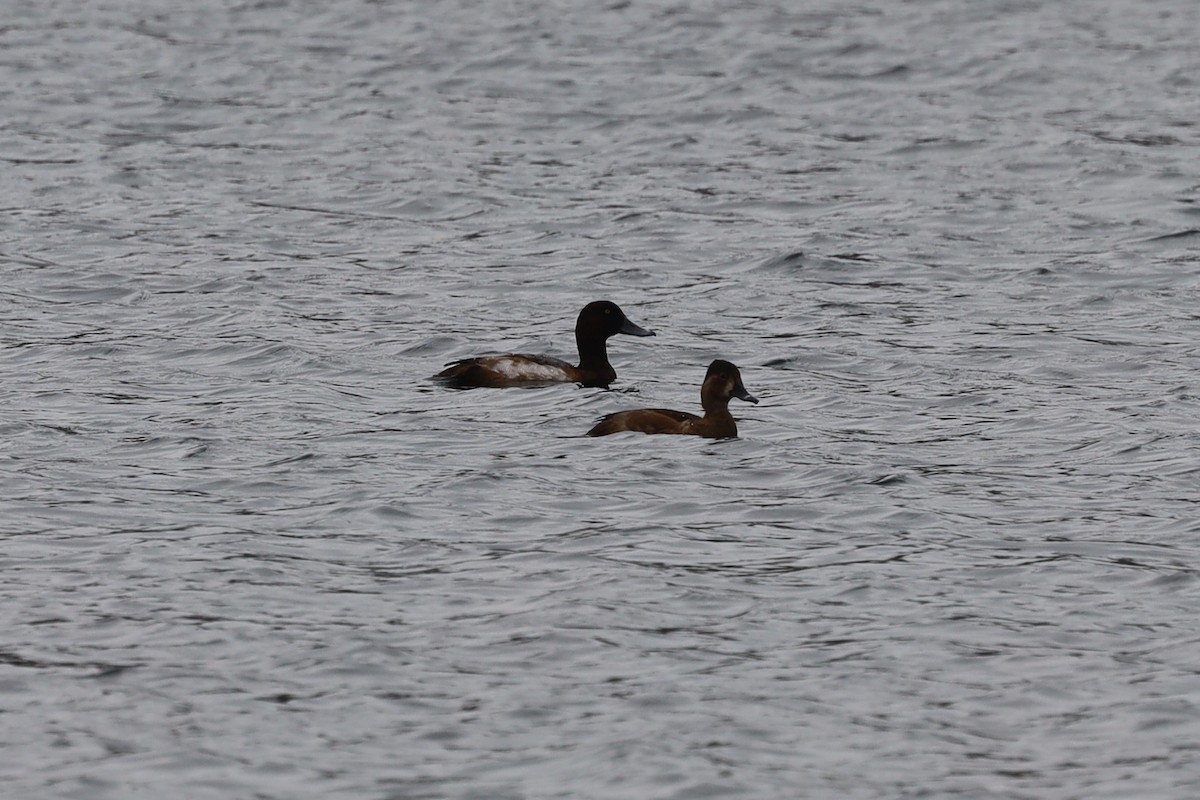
436 354 593 388
588 407 732 438
435 301 654 389
587 359 758 439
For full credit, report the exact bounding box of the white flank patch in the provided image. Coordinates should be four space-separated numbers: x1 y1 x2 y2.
491 357 569 381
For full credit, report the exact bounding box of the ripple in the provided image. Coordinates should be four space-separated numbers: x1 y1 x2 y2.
3 1 1200 798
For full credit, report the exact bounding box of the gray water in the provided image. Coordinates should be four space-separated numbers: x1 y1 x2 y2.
4 1 1200 797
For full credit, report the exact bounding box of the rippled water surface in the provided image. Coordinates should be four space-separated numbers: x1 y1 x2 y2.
4 1 1200 797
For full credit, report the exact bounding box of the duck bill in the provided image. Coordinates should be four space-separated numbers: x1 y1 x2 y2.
735 386 759 404
618 318 655 337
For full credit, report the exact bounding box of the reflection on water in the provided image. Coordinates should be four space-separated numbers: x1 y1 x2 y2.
4 0 1200 797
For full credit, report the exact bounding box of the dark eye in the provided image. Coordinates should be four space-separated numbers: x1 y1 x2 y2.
604 308 611 315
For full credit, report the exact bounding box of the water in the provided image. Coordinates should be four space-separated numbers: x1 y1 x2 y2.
3 0 1200 797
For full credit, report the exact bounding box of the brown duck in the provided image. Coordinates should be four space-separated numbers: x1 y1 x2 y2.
587 359 758 439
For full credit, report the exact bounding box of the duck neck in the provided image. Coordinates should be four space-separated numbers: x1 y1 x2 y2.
699 381 736 434
702 402 734 423
576 334 613 374
697 406 736 438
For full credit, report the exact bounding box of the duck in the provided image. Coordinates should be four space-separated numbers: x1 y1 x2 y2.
586 359 758 439
434 300 654 388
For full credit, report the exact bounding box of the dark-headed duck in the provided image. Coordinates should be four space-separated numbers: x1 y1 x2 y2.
434 300 655 388
587 359 758 439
